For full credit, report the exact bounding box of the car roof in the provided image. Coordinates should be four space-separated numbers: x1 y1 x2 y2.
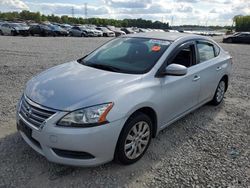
125 31 204 42
238 32 250 34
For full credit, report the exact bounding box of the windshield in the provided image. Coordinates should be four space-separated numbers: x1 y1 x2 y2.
9 23 20 27
99 27 109 31
40 25 50 29
79 37 171 74
18 23 28 27
79 26 87 30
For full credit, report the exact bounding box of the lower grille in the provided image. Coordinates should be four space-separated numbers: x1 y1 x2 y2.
52 148 95 159
19 97 56 129
19 30 29 35
17 119 41 148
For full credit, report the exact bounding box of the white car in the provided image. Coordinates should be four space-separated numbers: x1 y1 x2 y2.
96 27 115 37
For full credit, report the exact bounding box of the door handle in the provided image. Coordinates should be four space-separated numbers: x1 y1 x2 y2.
193 75 200 81
216 67 222 71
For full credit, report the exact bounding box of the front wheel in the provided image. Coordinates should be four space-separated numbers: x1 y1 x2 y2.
115 112 152 165
11 30 16 36
227 38 233 43
211 79 226 105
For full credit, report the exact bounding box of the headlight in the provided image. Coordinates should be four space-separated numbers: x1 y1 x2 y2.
57 103 113 127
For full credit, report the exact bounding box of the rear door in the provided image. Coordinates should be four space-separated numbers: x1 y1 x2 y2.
195 40 224 103
160 41 201 125
73 27 81 36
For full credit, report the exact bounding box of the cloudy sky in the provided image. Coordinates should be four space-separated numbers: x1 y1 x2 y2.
0 0 249 26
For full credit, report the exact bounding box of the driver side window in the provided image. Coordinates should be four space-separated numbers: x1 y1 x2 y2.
169 44 195 68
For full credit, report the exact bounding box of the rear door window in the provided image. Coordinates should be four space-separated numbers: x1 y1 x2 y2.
197 41 216 63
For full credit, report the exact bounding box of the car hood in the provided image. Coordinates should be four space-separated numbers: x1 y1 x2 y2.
25 61 142 111
15 26 29 30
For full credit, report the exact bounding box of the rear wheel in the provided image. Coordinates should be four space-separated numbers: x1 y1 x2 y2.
115 112 152 165
211 79 226 105
0 30 3 35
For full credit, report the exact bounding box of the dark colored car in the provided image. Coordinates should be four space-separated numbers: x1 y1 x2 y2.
47 25 69 36
121 28 136 34
29 24 54 36
223 32 250 44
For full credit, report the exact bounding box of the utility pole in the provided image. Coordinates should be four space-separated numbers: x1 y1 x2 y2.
71 6 75 18
84 3 88 19
171 16 174 26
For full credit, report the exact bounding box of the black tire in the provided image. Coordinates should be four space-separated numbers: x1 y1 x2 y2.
0 30 3 35
115 112 152 165
227 38 233 43
11 30 16 36
81 33 85 37
210 79 226 106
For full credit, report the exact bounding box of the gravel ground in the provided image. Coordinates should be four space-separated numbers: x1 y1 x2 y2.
0 36 249 188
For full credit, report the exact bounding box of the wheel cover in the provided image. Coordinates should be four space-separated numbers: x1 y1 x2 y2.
216 81 225 102
124 121 150 160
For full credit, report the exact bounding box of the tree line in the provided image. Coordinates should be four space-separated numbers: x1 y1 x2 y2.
234 15 250 32
0 10 169 29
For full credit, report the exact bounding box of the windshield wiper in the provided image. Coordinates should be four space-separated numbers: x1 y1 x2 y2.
87 63 122 72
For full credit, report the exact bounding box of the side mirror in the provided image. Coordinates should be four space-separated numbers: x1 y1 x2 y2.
163 64 187 76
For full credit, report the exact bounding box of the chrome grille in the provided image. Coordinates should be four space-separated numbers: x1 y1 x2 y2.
19 97 56 129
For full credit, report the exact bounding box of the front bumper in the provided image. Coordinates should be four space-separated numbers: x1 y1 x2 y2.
17 106 125 167
107 32 115 37
17 30 29 36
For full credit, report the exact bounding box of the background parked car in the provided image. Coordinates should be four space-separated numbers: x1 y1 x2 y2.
0 22 29 36
86 26 103 37
138 28 150 33
96 27 115 37
107 26 126 37
47 24 69 36
55 23 72 31
82 26 98 37
29 24 54 36
69 26 88 37
223 32 250 44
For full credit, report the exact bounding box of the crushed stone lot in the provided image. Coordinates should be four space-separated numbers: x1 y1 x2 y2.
0 36 249 187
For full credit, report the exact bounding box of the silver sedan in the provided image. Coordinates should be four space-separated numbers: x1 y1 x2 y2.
16 32 232 166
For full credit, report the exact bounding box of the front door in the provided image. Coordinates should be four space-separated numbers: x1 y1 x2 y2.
160 42 200 126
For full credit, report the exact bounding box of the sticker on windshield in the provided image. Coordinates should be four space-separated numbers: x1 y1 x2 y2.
151 45 161 52
149 39 170 46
